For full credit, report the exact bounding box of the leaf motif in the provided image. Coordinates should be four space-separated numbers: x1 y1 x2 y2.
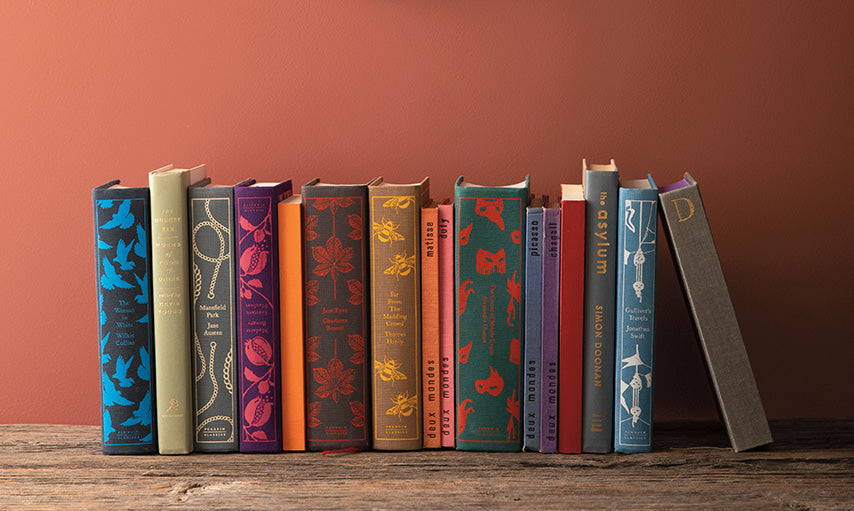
306 336 321 363
239 215 256 231
348 334 364 365
347 214 362 240
312 236 354 282
313 197 353 215
350 401 365 428
314 358 356 403
346 279 363 306
304 215 319 241
308 401 321 428
305 280 319 306
247 278 263 289
244 367 262 383
251 429 269 441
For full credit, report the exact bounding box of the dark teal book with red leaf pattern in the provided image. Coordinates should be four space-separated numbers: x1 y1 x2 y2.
454 175 529 452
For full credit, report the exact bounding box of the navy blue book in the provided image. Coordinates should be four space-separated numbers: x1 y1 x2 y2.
613 177 658 453
540 203 560 454
522 196 545 452
93 181 157 454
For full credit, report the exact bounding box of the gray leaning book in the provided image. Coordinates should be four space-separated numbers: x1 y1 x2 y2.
658 173 772 452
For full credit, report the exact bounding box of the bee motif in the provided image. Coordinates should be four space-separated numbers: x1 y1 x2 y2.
372 218 404 244
386 391 418 421
383 196 414 211
375 356 407 383
384 251 416 278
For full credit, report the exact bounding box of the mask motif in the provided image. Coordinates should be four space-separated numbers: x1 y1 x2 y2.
475 199 504 230
476 366 504 396
458 399 474 435
511 229 521 244
509 338 520 365
476 248 506 275
458 280 475 316
458 340 473 364
459 222 473 246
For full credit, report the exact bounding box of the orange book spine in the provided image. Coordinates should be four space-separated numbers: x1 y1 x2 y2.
421 202 441 448
279 195 306 451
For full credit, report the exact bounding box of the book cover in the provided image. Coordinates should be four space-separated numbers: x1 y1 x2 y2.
659 173 772 452
522 196 545 452
614 177 658 453
149 164 209 455
279 194 306 451
454 175 529 452
421 200 441 448
540 202 560 454
302 180 372 452
368 178 430 450
437 201 456 448
558 184 585 454
93 181 157 454
189 180 253 452
581 159 619 453
234 180 293 452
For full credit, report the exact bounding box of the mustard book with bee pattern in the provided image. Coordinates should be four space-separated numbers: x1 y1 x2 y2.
302 179 376 451
454 175 529 452
368 178 430 450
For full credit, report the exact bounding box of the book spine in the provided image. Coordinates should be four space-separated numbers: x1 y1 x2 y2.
614 186 658 453
454 180 528 452
582 169 619 453
421 204 441 448
437 203 456 448
369 184 427 450
522 205 544 452
279 197 305 451
189 187 239 452
659 177 772 452
302 185 370 451
149 172 195 454
234 183 291 452
558 192 585 454
540 207 560 454
93 186 157 454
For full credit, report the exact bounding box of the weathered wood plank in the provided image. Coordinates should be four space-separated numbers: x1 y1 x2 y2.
0 420 851 509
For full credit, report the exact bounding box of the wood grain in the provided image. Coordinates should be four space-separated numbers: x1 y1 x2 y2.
1 420 851 509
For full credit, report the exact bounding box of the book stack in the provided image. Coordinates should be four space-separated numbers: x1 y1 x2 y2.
93 163 772 455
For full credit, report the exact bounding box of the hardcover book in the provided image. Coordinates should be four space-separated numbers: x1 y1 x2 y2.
614 177 658 453
279 194 306 451
301 180 372 452
368 177 430 450
558 184 585 454
149 164 209 455
421 200 441 448
659 173 772 452
437 201 456 448
581 159 619 453
93 181 157 454
523 196 545 452
189 180 254 452
234 180 293 452
540 202 560 454
454 175 529 452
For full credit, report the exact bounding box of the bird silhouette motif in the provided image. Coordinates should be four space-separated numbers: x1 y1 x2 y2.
113 239 136 271
101 258 133 290
101 200 134 230
112 355 135 388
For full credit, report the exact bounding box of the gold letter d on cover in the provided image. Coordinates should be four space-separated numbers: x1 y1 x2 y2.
671 197 695 222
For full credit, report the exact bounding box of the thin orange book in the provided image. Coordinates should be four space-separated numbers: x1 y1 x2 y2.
279 194 305 451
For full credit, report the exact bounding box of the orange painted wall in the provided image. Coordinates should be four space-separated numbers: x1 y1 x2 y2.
1 1 852 425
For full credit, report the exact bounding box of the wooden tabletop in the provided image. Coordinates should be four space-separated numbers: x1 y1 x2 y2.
1 419 852 509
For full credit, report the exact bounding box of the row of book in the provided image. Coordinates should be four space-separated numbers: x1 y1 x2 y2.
93 161 772 455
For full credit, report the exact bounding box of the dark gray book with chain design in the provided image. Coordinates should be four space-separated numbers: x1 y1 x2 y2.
659 173 772 452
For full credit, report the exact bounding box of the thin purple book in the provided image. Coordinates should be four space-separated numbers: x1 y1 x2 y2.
234 180 293 452
540 203 560 453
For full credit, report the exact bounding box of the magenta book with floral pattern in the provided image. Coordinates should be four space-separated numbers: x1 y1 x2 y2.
234 180 292 452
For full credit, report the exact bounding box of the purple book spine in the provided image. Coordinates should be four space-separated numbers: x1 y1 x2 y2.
235 181 293 452
540 205 560 453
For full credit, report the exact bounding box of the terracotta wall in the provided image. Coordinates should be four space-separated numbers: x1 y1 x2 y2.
1 1 851 425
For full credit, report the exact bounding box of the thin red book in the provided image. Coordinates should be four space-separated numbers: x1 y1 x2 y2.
558 184 585 454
